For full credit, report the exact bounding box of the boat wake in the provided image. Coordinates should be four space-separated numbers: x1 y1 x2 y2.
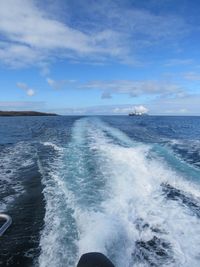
38 117 200 267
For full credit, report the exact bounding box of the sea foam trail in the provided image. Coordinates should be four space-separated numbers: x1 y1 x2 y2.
0 142 34 211
38 118 200 267
38 142 79 267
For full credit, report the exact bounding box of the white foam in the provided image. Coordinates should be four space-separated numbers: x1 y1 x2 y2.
42 142 63 152
39 118 200 267
38 141 80 267
0 142 33 211
75 120 200 266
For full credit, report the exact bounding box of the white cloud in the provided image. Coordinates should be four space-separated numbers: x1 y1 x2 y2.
183 72 200 81
0 0 126 66
26 89 35 96
0 0 189 67
165 59 194 67
179 108 188 113
16 82 35 96
43 102 148 115
113 105 148 115
0 42 43 68
46 78 57 88
46 78 76 89
80 80 183 97
2 94 197 115
51 93 200 115
101 91 112 99
50 104 148 115
112 107 133 114
44 78 184 98
39 62 51 76
0 101 45 110
134 105 148 114
150 93 200 115
45 77 184 99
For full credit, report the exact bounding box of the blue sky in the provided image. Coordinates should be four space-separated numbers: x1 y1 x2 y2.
0 0 200 115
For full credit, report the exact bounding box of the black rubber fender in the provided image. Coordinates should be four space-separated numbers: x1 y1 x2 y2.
77 252 115 267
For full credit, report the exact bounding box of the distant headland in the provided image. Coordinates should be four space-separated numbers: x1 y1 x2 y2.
0 111 58 116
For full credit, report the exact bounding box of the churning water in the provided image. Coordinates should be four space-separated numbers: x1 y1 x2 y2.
1 116 200 267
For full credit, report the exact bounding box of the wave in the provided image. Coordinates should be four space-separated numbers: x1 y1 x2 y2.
0 142 35 211
0 141 45 266
167 139 200 169
38 118 200 267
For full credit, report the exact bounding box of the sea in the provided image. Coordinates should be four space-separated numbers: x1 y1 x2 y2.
0 115 200 267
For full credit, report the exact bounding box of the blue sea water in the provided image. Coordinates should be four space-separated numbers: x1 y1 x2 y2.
0 115 200 267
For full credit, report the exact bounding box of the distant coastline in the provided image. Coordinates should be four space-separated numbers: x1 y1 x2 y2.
0 111 58 116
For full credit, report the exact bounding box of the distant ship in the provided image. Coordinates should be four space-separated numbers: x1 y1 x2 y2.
129 112 142 116
128 106 148 116
129 110 148 116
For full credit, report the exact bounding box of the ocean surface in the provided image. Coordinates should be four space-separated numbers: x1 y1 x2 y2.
0 115 200 267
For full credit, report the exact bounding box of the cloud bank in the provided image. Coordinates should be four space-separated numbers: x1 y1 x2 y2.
0 101 45 110
0 0 189 67
79 79 183 98
45 77 184 99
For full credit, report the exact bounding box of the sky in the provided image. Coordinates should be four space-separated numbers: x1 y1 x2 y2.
0 0 200 115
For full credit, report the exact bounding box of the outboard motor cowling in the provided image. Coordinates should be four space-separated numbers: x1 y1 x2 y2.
77 252 115 267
